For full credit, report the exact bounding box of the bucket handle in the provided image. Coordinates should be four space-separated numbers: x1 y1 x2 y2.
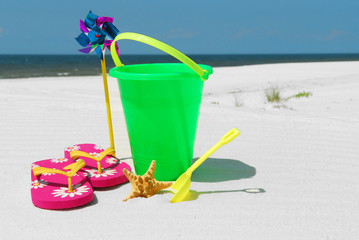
110 32 209 81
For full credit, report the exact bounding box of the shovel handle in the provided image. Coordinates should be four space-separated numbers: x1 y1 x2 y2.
220 128 240 145
186 128 240 174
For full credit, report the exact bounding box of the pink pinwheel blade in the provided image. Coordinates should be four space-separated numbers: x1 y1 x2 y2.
96 16 113 26
104 40 119 56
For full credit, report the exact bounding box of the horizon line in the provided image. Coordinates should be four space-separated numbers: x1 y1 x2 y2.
1 52 359 56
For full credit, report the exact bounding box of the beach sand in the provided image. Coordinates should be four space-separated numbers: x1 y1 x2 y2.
0 61 358 239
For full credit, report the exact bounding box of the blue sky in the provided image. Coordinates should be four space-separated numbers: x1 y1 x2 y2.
0 0 358 54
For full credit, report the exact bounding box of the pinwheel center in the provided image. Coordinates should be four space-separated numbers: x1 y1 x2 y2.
95 34 99 38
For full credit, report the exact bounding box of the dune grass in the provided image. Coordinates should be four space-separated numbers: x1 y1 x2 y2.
288 91 313 99
265 87 313 104
265 87 282 103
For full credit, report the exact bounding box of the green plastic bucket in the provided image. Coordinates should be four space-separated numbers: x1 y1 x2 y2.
109 33 213 181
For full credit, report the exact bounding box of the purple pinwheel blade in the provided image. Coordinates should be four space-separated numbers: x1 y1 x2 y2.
80 20 89 33
78 46 93 54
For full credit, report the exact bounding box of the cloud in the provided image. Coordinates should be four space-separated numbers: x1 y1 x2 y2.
318 29 347 41
233 27 254 38
233 27 280 39
167 29 196 39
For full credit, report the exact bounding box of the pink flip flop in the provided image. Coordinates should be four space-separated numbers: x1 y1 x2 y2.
64 144 131 188
31 159 93 210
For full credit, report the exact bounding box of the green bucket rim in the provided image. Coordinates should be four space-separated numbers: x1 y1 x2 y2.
109 63 213 81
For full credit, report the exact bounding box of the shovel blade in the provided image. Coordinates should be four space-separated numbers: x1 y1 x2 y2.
170 172 191 203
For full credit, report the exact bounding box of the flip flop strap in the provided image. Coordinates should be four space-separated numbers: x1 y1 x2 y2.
32 160 86 192
33 160 86 178
70 147 116 163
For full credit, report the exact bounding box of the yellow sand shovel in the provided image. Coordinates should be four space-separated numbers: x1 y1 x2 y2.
170 128 240 203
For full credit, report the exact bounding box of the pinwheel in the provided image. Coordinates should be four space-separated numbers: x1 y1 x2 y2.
74 11 120 155
76 11 119 59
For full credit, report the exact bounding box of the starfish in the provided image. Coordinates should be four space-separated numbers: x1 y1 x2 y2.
122 160 172 201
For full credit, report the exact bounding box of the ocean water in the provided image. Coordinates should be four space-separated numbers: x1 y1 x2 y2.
1 53 359 79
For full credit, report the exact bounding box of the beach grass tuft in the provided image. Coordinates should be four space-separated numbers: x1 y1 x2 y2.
266 87 313 104
293 91 312 98
286 91 313 100
231 91 243 107
265 87 281 103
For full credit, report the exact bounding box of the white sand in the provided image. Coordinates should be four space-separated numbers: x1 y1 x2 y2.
1 61 358 239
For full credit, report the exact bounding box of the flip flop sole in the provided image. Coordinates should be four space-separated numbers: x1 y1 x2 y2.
31 159 94 210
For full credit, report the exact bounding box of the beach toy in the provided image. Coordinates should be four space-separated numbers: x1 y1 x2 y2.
122 160 172 201
170 128 240 203
109 32 213 181
31 159 94 209
72 11 131 187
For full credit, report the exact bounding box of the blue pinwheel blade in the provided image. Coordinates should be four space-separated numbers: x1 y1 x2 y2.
75 33 90 47
94 46 103 59
85 10 99 29
87 27 106 45
103 22 120 39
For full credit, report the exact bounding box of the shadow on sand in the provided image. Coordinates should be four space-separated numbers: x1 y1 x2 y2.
183 188 266 201
159 158 265 202
161 188 266 202
190 157 256 182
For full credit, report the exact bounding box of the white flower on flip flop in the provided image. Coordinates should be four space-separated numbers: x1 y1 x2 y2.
31 163 40 169
31 180 47 189
94 145 104 151
52 185 90 198
65 145 80 152
89 152 100 158
105 157 118 165
85 169 117 178
42 172 55 176
50 158 69 164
